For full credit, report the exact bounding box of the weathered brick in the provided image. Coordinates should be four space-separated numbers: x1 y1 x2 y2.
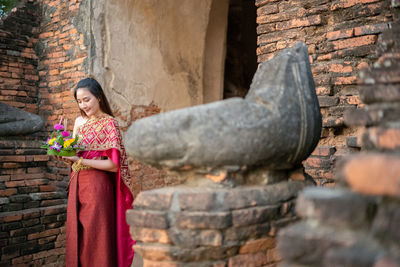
316 86 332 96
296 187 376 228
228 251 274 267
130 227 172 244
133 243 175 262
142 260 180 267
361 127 400 151
346 136 360 148
344 109 372 126
169 228 223 248
311 146 336 157
341 153 400 197
126 209 169 229
255 0 279 7
133 188 174 210
323 244 384 267
354 23 389 36
371 201 400 246
305 157 332 169
178 190 223 211
0 156 26 162
326 29 354 41
238 237 276 254
232 206 279 227
322 116 344 128
257 4 279 16
174 211 232 229
328 63 353 73
278 222 360 265
318 96 339 107
276 15 322 31
256 24 276 35
360 84 400 104
0 212 23 223
0 188 18 197
332 35 377 50
333 76 357 85
330 0 380 10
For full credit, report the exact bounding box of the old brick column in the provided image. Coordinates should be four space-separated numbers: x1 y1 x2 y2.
127 179 311 266
277 16 400 266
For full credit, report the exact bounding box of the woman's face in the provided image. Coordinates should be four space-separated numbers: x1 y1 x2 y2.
76 87 102 118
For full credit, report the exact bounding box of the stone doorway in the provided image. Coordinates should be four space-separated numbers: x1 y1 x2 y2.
223 0 258 99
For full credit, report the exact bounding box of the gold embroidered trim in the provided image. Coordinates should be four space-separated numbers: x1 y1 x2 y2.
71 162 92 172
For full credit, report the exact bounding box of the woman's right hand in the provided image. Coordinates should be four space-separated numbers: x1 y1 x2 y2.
53 155 72 166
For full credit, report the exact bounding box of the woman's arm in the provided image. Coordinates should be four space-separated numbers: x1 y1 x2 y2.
62 156 119 172
72 116 87 137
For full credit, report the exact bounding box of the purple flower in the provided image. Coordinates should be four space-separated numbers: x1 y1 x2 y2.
61 131 70 138
54 124 64 131
51 142 62 152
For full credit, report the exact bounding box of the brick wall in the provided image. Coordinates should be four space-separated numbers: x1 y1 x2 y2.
0 0 39 112
255 0 395 186
0 0 66 265
37 0 86 194
0 0 176 264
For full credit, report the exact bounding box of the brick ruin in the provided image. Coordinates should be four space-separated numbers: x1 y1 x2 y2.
0 0 399 266
256 0 396 187
278 12 400 266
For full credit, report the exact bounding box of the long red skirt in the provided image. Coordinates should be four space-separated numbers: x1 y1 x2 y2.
66 169 117 267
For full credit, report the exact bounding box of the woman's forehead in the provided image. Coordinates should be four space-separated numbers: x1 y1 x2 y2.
76 87 94 99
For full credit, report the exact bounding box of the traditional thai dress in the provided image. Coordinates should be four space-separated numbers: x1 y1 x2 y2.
66 115 134 267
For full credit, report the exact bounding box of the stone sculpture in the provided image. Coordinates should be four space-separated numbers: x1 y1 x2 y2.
0 102 44 136
125 42 322 185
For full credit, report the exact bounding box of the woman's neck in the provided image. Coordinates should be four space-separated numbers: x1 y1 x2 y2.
88 112 105 120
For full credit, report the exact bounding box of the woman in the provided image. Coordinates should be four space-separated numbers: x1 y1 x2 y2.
60 77 134 267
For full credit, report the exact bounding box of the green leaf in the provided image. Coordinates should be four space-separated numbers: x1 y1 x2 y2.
70 135 79 146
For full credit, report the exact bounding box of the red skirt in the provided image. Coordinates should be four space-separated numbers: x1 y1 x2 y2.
66 169 117 267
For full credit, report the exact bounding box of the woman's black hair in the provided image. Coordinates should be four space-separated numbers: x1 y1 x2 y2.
74 77 114 117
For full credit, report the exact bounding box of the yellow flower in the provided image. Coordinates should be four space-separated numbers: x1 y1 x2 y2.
48 138 56 145
63 138 75 148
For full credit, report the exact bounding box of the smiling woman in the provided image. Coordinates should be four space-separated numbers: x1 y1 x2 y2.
55 77 135 267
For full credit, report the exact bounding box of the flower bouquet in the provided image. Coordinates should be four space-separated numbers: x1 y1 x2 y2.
41 117 80 156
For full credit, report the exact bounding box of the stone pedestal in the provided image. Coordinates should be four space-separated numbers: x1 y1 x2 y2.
126 179 308 267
